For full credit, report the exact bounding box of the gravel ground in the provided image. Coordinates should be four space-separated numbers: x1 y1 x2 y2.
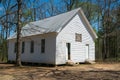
0 63 120 80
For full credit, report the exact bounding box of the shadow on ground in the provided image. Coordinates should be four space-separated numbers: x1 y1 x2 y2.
0 63 119 80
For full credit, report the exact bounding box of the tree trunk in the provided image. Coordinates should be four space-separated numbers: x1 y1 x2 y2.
16 0 22 66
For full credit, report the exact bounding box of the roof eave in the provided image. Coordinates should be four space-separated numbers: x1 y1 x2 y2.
78 9 98 41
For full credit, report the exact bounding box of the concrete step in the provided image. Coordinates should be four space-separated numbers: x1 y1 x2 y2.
66 60 75 66
85 59 96 64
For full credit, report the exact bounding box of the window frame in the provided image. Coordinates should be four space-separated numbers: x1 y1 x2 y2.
22 41 25 53
75 33 82 42
41 39 45 53
14 42 17 53
30 40 34 53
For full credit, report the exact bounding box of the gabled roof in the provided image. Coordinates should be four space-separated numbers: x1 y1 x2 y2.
8 8 97 40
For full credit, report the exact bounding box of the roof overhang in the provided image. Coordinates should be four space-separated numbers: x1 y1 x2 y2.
78 8 98 41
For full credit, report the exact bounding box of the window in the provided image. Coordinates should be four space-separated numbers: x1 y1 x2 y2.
75 33 82 42
22 42 25 53
41 39 45 53
14 42 17 53
30 41 34 53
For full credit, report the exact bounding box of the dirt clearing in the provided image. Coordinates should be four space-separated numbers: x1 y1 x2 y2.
0 63 120 80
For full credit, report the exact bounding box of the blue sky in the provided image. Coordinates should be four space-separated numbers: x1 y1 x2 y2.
0 0 120 35
0 4 3 15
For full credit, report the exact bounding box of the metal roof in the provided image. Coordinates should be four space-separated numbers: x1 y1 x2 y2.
8 8 97 40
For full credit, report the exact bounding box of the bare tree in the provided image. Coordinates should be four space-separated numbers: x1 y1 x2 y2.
16 0 22 66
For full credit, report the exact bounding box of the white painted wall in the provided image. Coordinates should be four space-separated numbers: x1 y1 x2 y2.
8 33 56 64
56 14 95 65
8 14 95 65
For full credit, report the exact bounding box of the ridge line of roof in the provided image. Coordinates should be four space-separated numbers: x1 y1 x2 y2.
78 8 98 40
30 7 81 23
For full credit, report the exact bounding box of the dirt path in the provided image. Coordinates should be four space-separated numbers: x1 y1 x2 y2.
0 63 120 80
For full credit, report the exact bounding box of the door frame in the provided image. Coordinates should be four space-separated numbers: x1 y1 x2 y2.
66 43 71 60
85 44 89 59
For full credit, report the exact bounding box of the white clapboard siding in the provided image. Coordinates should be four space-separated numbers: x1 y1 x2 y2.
8 41 16 61
8 33 56 64
56 14 95 64
8 8 97 65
